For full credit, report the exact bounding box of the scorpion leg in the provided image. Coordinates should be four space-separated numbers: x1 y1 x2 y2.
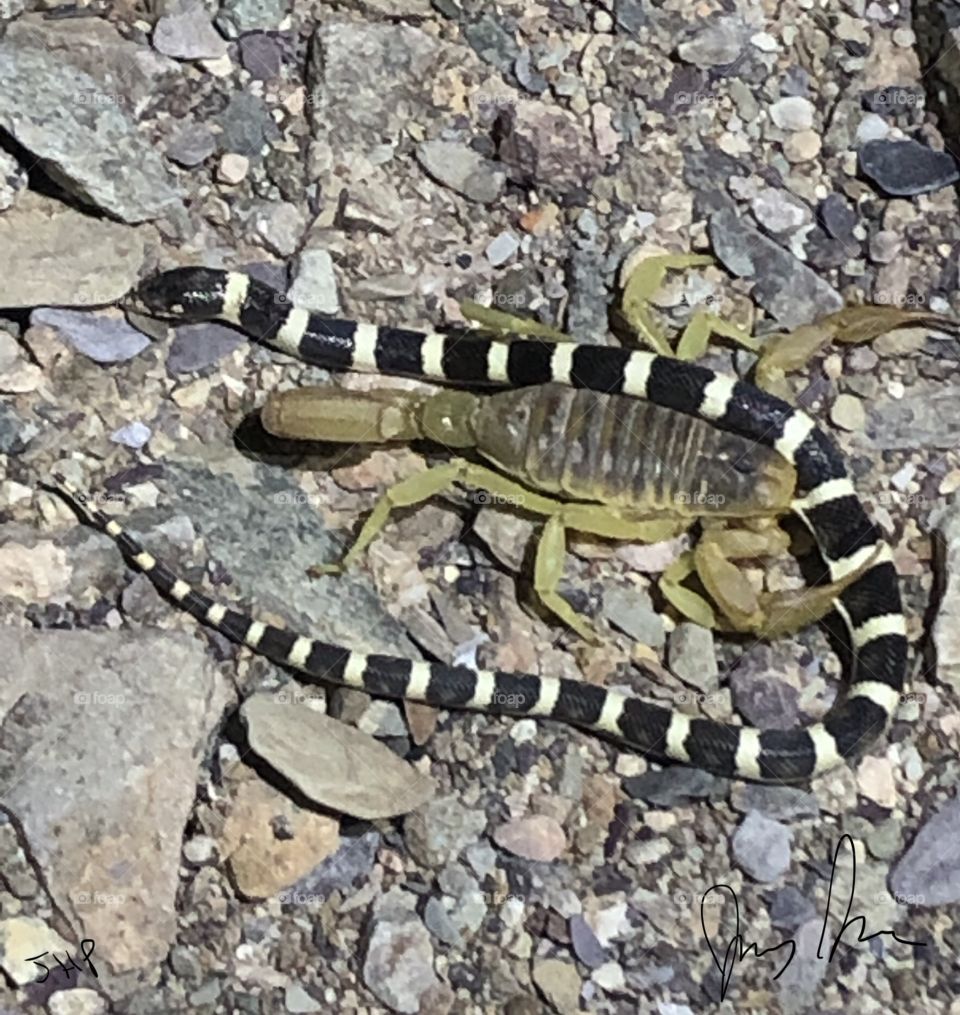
620 252 714 356
458 301 575 343
675 310 761 362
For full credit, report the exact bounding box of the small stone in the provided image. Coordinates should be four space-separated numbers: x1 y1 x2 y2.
856 112 891 145
217 0 289 36
47 988 107 1015
218 152 250 184
182 834 217 865
284 983 323 1013
669 622 719 692
0 541 70 600
167 322 245 375
485 232 520 266
288 248 340 314
732 811 792 882
416 139 505 204
783 129 821 163
532 957 581 1014
153 6 228 60
255 200 307 257
493 814 567 862
770 96 815 131
592 961 625 991
166 123 217 167
869 229 901 264
570 914 607 969
856 757 897 809
751 187 810 234
110 421 152 449
33 308 149 364
819 193 858 241
890 797 960 905
677 18 744 67
239 32 283 80
405 795 487 867
860 138 960 197
363 916 438 1014
602 584 664 647
0 401 36 454
830 392 866 431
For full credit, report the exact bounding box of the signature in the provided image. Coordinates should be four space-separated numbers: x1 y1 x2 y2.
25 938 98 983
701 834 925 1001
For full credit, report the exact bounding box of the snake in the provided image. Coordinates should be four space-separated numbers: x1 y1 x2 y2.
50 266 907 782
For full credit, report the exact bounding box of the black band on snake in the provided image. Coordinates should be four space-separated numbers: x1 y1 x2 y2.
53 265 906 783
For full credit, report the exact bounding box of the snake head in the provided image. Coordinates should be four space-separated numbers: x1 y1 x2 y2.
124 267 230 320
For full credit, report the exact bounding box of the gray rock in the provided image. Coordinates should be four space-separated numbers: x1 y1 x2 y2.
858 383 960 451
731 783 819 821
818 193 857 241
623 766 727 806
363 914 438 1014
110 421 152 449
0 402 36 454
404 795 487 867
669 622 719 692
461 12 519 73
677 18 744 67
859 138 960 197
751 188 811 234
732 811 792 883
0 628 228 982
416 140 506 204
0 0 25 16
32 308 150 364
288 248 341 314
165 123 218 167
217 91 279 159
153 6 228 60
710 206 843 328
284 983 322 1013
0 193 145 308
254 200 307 256
603 584 665 648
167 322 246 374
890 792 960 905
0 44 180 222
217 0 289 36
570 914 607 969
770 96 815 131
424 896 462 947
485 232 520 266
240 32 284 79
292 829 380 896
768 885 817 931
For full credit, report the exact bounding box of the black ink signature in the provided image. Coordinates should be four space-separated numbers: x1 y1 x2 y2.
26 938 98 983
701 834 925 1001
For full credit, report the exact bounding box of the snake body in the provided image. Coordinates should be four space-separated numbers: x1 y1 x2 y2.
61 266 907 782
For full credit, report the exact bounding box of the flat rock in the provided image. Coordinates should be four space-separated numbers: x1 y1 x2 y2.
859 138 960 197
416 139 506 204
153 6 228 60
710 207 843 327
363 912 438 1014
0 915 70 986
32 308 150 364
890 797 960 905
0 194 145 308
0 44 181 221
492 814 567 862
0 627 228 978
677 18 745 67
732 811 792 883
241 695 434 819
857 383 960 451
166 322 245 375
288 247 341 314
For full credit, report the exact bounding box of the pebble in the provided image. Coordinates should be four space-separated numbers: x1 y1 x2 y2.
819 193 858 240
153 7 228 60
493 814 567 862
0 401 36 455
592 961 626 992
110 421 152 449
770 96 815 131
166 123 218 167
239 32 284 80
769 886 816 931
859 138 960 197
32 308 150 364
416 139 505 204
217 0 289 36
218 152 250 184
569 914 607 969
405 795 487 867
485 231 520 266
602 584 665 647
532 957 582 1014
676 18 744 67
363 915 438 1014
934 506 960 697
732 811 792 882
623 767 725 807
288 248 341 314
855 112 891 144
284 983 322 1013
891 797 960 905
830 392 867 431
783 129 822 163
668 622 719 692
47 989 108 1015
868 229 901 264
751 187 810 234
855 756 897 808
167 322 245 374
255 200 307 256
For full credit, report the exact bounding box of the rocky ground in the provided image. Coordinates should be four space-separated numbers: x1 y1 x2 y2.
1 0 960 1013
